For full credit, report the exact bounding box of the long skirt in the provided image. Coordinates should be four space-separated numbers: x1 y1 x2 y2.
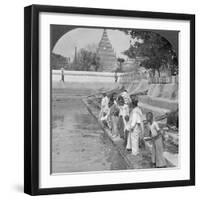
152 135 166 167
126 126 141 155
118 116 124 138
110 115 119 137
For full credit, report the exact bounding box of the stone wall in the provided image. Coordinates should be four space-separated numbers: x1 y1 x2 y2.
52 70 123 83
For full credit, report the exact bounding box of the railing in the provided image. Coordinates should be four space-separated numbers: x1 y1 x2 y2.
119 71 178 86
148 76 178 84
119 71 148 86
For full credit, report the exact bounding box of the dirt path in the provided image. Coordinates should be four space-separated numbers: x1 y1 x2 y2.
51 83 127 173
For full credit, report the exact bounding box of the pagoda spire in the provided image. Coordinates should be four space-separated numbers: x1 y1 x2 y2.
96 29 117 72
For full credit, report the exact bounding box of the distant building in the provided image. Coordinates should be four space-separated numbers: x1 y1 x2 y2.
96 29 117 72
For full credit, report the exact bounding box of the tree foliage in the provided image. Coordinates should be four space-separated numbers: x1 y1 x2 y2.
51 53 68 70
71 48 101 71
123 31 178 76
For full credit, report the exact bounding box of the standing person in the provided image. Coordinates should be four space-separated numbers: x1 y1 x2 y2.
109 95 120 138
117 96 129 140
100 105 110 129
121 88 131 105
114 71 118 83
61 67 65 82
117 96 125 139
99 93 109 119
126 96 144 155
146 112 166 168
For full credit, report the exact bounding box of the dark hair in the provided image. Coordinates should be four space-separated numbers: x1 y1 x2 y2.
130 95 138 107
108 98 114 108
117 96 124 104
146 112 153 119
132 100 138 107
111 92 117 100
109 94 114 102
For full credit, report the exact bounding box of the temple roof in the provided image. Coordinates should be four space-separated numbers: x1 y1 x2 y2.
97 29 117 72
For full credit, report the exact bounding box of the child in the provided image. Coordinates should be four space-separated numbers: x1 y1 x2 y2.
99 93 109 119
100 107 110 129
146 112 166 168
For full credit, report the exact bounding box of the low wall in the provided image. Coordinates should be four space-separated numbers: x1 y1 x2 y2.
119 71 178 87
148 76 178 84
147 83 178 100
52 70 123 83
119 71 147 87
128 79 148 94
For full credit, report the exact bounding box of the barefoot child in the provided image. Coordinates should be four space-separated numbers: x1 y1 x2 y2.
100 107 110 129
146 112 166 168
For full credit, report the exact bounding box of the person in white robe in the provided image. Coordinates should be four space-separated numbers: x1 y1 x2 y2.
99 93 109 119
118 96 129 139
100 106 110 128
126 96 144 155
121 89 131 105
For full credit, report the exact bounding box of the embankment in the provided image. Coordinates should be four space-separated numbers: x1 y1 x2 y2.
125 80 178 117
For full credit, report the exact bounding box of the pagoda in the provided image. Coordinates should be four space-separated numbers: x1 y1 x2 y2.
96 29 117 72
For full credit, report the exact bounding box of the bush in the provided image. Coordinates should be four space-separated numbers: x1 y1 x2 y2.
167 109 178 128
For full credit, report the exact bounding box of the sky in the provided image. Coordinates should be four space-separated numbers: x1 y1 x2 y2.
52 28 132 60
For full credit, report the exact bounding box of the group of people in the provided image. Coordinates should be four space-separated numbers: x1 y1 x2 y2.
99 89 166 168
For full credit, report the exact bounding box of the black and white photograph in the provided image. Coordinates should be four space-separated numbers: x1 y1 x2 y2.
24 5 195 195
0 0 198 198
51 25 179 174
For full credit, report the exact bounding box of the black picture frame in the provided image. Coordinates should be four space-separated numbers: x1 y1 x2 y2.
24 4 195 196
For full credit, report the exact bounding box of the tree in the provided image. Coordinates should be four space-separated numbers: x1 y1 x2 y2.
78 48 93 71
92 55 101 71
123 31 178 76
70 48 101 71
51 53 68 70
